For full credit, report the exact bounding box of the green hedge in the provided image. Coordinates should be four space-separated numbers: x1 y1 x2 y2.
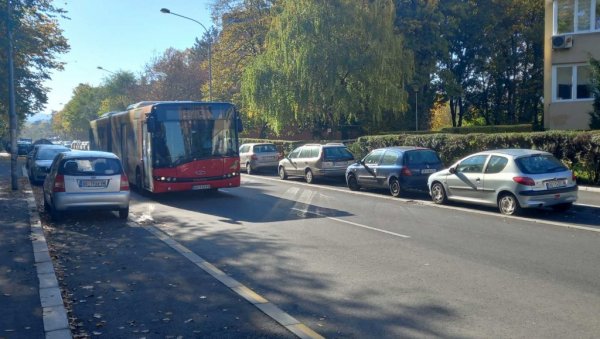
348 131 600 185
439 124 534 134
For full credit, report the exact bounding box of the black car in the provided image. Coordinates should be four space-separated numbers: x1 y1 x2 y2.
345 146 444 197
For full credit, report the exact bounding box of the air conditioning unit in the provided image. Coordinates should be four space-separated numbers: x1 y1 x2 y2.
552 35 573 49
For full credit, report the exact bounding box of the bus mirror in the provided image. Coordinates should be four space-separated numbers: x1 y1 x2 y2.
147 117 157 133
237 117 243 133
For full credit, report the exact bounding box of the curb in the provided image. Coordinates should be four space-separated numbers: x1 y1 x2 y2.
578 185 600 193
22 173 73 339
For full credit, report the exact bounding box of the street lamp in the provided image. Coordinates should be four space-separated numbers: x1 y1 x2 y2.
160 8 212 101
412 84 419 131
97 66 116 75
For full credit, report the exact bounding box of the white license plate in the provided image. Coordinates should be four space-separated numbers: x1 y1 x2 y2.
192 184 211 190
79 179 108 188
546 180 566 189
421 169 436 174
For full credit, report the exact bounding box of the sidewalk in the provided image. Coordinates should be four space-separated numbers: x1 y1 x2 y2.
0 153 70 339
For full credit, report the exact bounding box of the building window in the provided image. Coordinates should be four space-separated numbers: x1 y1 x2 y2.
554 64 593 101
555 0 600 33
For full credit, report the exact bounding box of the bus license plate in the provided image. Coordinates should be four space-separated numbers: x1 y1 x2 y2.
192 184 211 190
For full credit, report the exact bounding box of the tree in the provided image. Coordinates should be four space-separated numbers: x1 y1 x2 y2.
53 84 103 139
0 0 69 141
589 57 600 129
242 0 413 135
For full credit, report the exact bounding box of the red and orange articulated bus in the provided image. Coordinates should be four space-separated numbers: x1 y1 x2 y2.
90 101 243 193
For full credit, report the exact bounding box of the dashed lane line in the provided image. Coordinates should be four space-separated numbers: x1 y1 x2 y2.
291 207 411 239
129 220 324 339
244 175 600 234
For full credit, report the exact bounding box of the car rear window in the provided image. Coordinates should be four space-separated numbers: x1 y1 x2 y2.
515 154 568 174
254 144 277 153
37 148 68 161
323 147 354 161
59 158 123 176
404 150 441 166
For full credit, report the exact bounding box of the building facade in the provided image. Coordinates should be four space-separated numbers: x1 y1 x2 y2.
544 0 599 130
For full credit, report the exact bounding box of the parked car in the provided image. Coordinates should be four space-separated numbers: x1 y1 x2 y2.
42 150 130 221
427 149 578 215
346 147 444 197
17 140 33 155
239 143 281 174
278 143 354 183
28 144 71 185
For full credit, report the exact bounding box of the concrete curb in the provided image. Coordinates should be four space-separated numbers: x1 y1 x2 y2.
578 185 600 193
22 175 73 339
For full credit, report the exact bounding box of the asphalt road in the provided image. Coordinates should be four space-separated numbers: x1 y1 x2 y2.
117 173 600 338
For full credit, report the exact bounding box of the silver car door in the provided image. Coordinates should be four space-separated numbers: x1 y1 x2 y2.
446 154 488 201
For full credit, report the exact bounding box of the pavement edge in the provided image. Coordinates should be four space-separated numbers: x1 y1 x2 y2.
23 177 73 339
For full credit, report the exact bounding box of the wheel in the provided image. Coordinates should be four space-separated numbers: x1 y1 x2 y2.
246 162 253 175
389 177 401 197
118 207 129 220
552 202 573 212
49 204 61 222
431 182 447 204
278 166 288 180
498 193 522 215
305 169 314 184
347 174 360 191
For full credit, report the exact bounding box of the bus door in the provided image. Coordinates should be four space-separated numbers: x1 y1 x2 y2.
120 124 130 176
141 123 153 191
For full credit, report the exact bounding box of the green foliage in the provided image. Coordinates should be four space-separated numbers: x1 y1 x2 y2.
0 0 69 141
588 57 600 129
242 0 413 134
349 131 600 184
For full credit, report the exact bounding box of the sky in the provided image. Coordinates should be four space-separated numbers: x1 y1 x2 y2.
36 0 214 119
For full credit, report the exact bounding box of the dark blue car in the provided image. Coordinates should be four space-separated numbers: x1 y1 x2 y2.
345 146 444 197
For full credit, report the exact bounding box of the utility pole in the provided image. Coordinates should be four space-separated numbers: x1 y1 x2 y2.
7 0 18 190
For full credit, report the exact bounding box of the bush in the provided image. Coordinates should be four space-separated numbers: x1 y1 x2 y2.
349 131 600 185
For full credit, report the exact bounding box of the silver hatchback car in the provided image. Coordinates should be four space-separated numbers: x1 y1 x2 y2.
43 151 130 221
239 143 280 174
278 143 355 183
427 149 578 215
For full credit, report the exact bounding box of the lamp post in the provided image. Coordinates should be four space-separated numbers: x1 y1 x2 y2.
412 85 419 131
160 8 212 101
97 66 116 75
7 0 18 190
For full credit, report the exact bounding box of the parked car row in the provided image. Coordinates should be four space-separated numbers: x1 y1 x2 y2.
26 144 130 221
241 142 578 216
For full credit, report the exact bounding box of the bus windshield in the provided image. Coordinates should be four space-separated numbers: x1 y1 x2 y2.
152 117 238 168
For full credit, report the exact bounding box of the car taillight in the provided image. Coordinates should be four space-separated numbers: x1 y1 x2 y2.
53 175 65 192
401 167 412 176
120 174 129 191
513 176 535 186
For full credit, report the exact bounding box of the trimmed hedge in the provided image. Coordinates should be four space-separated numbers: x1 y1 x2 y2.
348 131 600 185
439 124 533 134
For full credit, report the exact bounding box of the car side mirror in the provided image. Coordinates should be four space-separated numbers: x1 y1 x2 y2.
449 167 456 174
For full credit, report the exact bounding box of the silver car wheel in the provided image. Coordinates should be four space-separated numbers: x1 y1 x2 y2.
278 166 287 180
498 193 521 215
431 182 447 204
305 169 314 184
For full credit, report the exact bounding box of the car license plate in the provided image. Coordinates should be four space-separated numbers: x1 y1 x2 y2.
192 184 211 190
546 179 566 189
79 179 108 188
421 169 436 174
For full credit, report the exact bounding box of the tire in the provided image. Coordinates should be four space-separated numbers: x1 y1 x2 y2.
305 169 314 184
118 207 129 220
278 166 288 180
246 162 253 175
498 193 522 215
552 202 573 212
49 204 61 222
347 174 360 191
431 182 447 204
389 177 401 197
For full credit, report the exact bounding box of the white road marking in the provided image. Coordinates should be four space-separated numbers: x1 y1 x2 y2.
245 175 600 234
291 207 411 239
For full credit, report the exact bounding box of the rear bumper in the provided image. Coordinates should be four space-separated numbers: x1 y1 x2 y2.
316 168 347 177
54 191 130 211
518 186 578 208
249 160 279 170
